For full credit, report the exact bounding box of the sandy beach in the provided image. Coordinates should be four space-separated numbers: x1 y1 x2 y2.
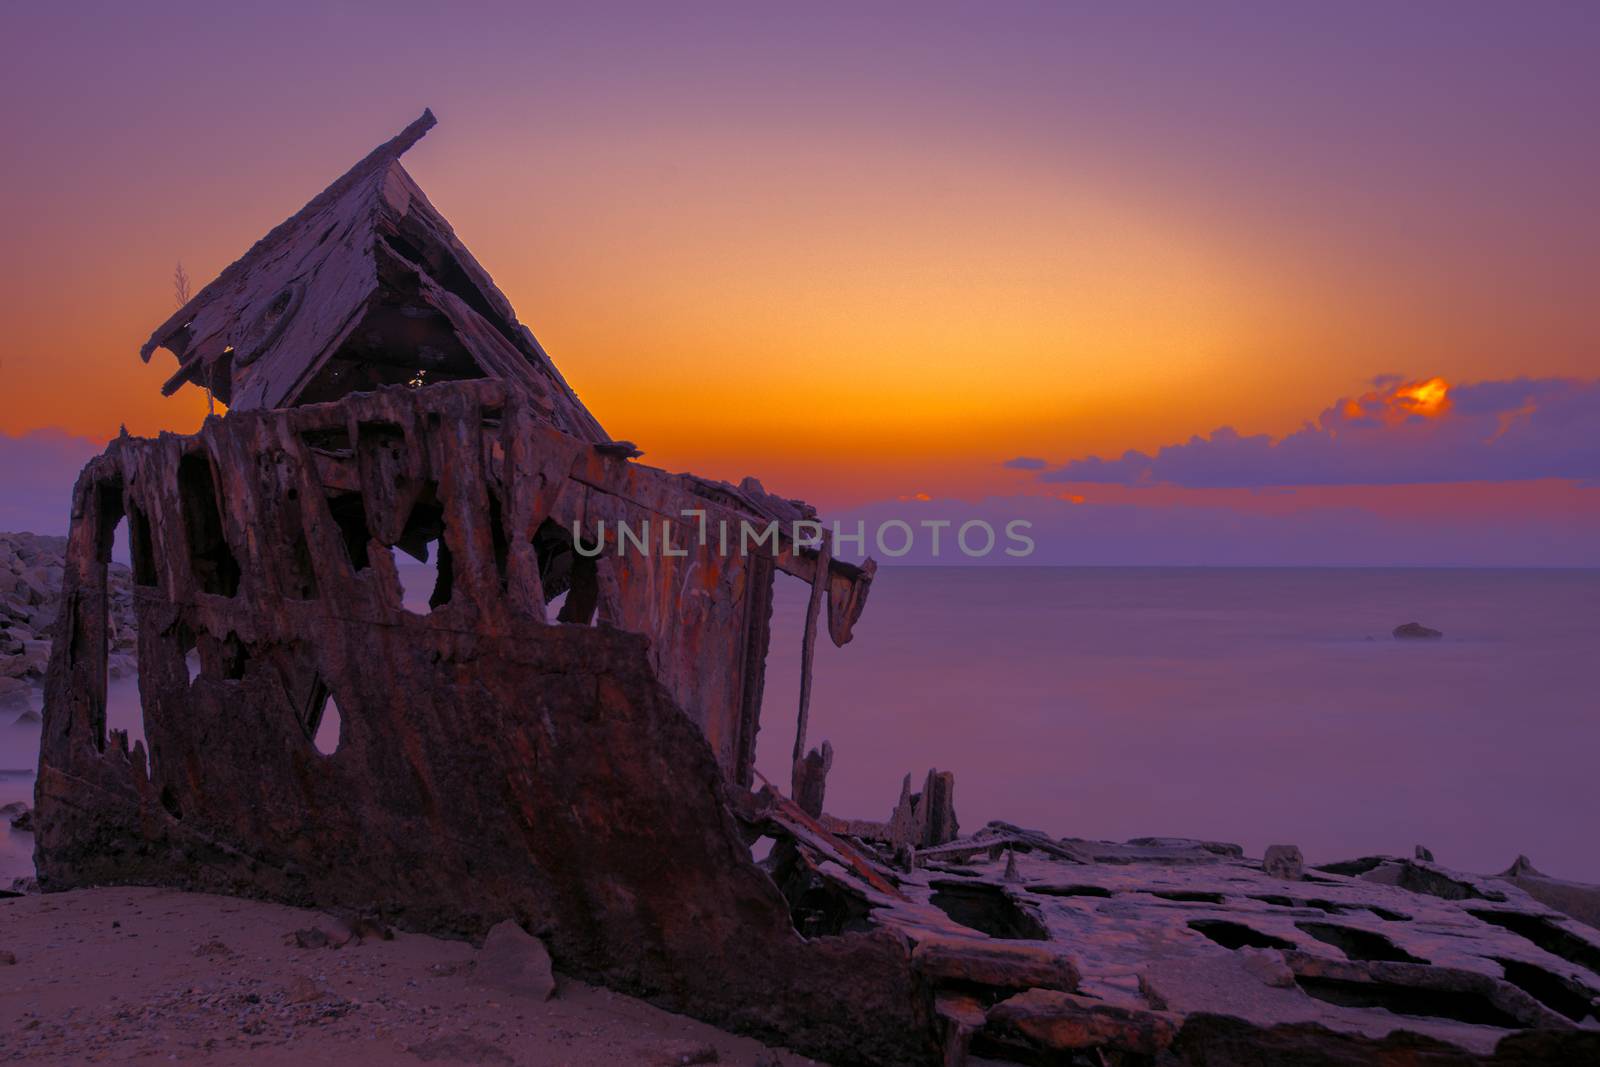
0 887 817 1066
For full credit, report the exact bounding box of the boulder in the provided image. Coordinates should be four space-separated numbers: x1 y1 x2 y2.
469 920 556 1000
1393 622 1443 640
285 975 323 1003
287 927 332 949
1262 844 1303 880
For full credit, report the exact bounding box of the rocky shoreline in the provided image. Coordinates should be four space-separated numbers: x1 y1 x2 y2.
1 531 137 721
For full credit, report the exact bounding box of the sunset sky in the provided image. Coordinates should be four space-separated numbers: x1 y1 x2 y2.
3 3 1597 559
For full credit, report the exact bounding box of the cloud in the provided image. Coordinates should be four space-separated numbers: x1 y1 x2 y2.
1002 456 1049 470
0 429 103 536
1036 376 1600 487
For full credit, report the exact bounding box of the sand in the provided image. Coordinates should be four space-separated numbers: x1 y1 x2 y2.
0 887 820 1066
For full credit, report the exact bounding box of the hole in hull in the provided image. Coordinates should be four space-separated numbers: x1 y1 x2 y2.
766 841 875 940
1295 922 1427 963
327 492 371 570
533 518 597 624
931 881 1049 941
1153 890 1225 904
1493 957 1599 1023
177 453 240 597
1296 976 1522 1028
1468 910 1600 974
302 679 343 757
313 696 342 756
1187 920 1295 951
393 488 451 612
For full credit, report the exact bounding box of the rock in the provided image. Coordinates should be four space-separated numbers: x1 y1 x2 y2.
1393 621 1443 640
407 1033 514 1065
8 877 38 894
1261 844 1303 880
469 920 555 1000
288 927 332 949
7 805 32 832
11 567 49 605
10 709 41 727
1415 844 1434 862
0 532 136 690
355 915 395 941
320 912 392 947
285 975 323 1003
191 939 233 957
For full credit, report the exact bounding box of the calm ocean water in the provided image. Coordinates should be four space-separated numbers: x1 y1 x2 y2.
755 567 1600 882
5 567 1597 884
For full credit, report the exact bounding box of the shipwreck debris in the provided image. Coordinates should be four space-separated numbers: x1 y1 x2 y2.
31 110 1600 1066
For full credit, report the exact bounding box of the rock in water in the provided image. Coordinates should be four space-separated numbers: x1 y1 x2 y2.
1262 844 1303 880
1393 621 1443 640
4 804 32 832
469 920 555 1000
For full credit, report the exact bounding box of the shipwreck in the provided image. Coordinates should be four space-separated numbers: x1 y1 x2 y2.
35 113 1600 1065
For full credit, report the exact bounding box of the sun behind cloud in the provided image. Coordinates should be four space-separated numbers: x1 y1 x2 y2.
1393 377 1451 419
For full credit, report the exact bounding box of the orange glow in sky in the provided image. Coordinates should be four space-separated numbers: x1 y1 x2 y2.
3 7 1598 512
